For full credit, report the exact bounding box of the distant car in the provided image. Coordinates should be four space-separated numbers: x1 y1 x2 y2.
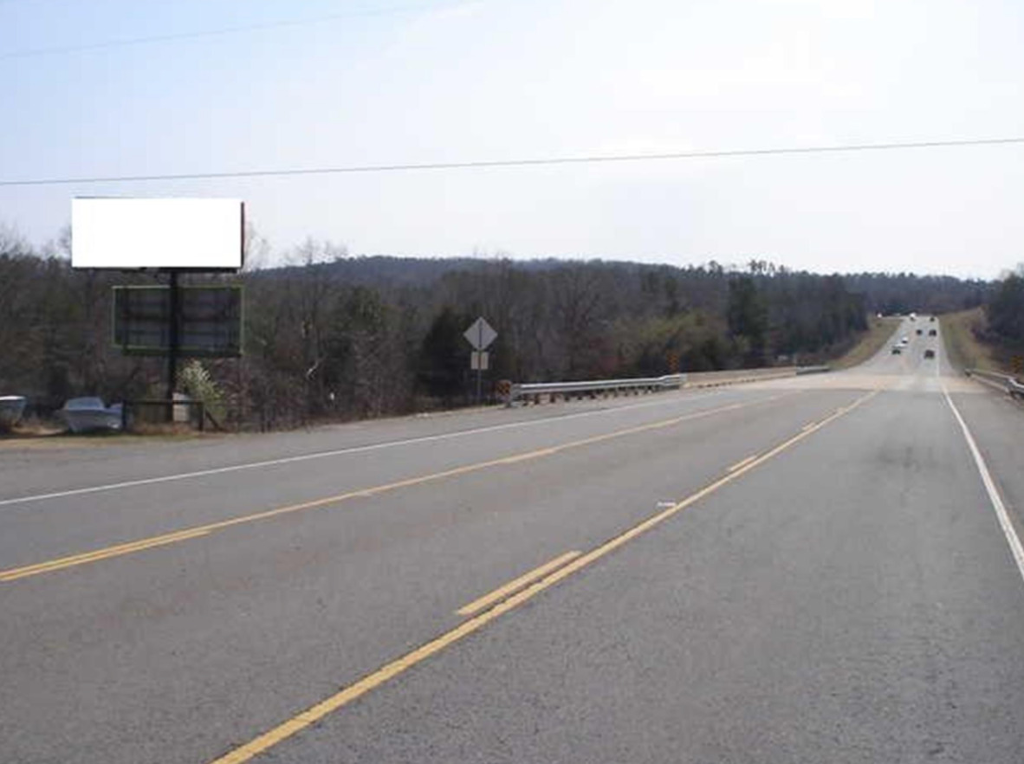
928 328 937 336
901 336 909 343
891 346 902 355
916 329 923 335
924 349 935 359
929 316 936 322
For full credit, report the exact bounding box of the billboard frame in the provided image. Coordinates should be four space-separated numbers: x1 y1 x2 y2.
111 283 244 358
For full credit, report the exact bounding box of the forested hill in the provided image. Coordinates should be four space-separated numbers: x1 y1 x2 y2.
0 239 996 428
273 255 990 315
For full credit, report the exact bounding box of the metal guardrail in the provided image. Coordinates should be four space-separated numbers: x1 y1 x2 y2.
795 365 832 376
965 369 1024 399
507 374 686 404
505 365 831 405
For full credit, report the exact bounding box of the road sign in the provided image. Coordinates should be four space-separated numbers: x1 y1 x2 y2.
470 351 489 371
463 317 497 351
463 317 496 404
113 285 243 357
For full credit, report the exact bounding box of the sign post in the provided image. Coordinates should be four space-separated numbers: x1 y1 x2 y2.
463 317 497 404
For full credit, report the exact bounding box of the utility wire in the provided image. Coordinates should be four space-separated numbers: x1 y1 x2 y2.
0 0 479 60
1 137 1022 189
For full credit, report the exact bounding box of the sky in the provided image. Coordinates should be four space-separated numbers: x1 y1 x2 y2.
1 0 1022 278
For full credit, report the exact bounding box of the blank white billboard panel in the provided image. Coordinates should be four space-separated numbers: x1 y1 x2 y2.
72 198 244 270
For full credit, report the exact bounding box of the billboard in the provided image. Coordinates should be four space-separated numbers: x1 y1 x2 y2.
73 198 244 270
112 285 243 357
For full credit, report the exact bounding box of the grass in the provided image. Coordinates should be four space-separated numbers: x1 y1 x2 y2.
0 418 215 449
940 307 1023 374
830 315 902 370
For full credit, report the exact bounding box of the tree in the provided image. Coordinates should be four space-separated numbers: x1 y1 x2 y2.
416 306 469 403
727 275 767 366
986 268 1024 343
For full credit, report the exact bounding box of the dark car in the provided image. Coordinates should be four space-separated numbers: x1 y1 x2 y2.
928 328 937 336
916 329 923 335
924 349 935 359
891 346 902 355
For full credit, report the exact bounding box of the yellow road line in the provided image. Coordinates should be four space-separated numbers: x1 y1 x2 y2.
456 551 581 616
205 388 878 764
1 393 795 584
0 528 213 582
727 454 758 473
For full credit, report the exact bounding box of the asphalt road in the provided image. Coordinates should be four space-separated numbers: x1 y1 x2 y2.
2 316 1023 763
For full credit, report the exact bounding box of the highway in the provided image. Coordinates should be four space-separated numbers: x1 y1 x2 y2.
2 317 1023 763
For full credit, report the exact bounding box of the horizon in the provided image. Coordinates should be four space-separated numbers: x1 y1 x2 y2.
2 223 1006 284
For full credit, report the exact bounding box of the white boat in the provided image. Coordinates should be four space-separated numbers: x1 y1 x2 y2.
0 395 27 430
61 397 123 433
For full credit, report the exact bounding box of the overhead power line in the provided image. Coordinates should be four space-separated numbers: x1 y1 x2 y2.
2 136 1022 188
0 0 480 60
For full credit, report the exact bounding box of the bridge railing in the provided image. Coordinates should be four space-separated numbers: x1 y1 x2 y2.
965 368 1024 399
502 365 832 405
506 374 685 405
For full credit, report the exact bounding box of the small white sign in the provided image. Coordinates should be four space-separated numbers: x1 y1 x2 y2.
463 317 497 350
470 351 489 371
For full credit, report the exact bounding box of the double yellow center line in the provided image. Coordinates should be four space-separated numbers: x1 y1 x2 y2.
208 389 878 764
0 393 792 583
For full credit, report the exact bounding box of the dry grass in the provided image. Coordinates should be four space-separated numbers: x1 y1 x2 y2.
830 316 901 370
940 307 1024 374
0 419 213 449
0 416 64 441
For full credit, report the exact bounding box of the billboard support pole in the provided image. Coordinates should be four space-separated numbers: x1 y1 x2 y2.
166 271 180 419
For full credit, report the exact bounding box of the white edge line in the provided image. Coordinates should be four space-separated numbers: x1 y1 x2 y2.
942 383 1024 584
0 389 735 508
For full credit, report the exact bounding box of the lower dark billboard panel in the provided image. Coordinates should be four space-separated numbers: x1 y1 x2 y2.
112 285 243 357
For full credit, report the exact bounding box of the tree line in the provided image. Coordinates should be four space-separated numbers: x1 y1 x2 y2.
0 227 994 429
984 266 1024 351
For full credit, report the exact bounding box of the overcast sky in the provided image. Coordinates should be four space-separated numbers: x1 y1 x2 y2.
2 0 1022 278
